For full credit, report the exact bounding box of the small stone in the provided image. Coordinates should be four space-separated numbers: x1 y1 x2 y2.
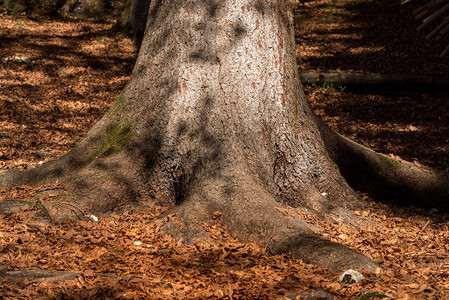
339 269 365 284
38 161 45 165
321 192 327 197
89 214 98 222
133 241 143 246
1 56 32 63
13 56 31 63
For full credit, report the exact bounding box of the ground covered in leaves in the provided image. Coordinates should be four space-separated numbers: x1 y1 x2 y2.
1 186 449 299
0 11 135 170
1 0 449 298
296 0 449 172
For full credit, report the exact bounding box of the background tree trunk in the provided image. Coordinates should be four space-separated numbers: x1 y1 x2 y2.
1 0 28 14
117 0 151 44
3 0 447 272
60 0 109 18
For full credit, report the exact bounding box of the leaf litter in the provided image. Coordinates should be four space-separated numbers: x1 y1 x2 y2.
1 192 449 298
1 1 449 298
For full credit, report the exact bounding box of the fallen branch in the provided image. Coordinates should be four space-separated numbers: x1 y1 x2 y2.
0 269 131 284
0 270 80 284
299 72 449 93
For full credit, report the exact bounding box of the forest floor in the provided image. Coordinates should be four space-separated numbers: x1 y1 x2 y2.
1 0 449 298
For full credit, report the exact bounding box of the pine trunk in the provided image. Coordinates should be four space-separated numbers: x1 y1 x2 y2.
117 0 151 43
1 0 390 271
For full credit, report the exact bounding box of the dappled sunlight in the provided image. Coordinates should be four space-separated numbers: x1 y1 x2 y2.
0 0 448 298
0 13 136 170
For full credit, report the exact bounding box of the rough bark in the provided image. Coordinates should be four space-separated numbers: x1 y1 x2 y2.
3 0 446 272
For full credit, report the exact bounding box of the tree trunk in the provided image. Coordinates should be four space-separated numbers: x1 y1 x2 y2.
2 0 448 272
60 0 109 18
117 0 151 44
1 0 28 14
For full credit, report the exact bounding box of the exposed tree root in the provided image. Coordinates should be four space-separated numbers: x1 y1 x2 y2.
0 153 382 272
318 119 449 211
5 115 448 272
0 128 103 189
2 109 447 272
161 163 379 272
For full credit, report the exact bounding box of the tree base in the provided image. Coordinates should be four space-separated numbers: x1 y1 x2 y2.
0 156 381 272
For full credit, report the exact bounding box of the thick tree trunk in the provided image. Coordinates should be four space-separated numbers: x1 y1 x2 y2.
2 0 447 272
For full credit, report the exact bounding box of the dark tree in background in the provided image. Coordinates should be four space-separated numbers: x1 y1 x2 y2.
0 0 28 13
59 0 109 18
117 0 151 42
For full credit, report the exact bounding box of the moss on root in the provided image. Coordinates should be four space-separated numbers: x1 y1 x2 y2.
379 155 402 169
33 200 53 221
94 123 133 158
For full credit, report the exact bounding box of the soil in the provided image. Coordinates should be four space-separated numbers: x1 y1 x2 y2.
1 0 449 298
